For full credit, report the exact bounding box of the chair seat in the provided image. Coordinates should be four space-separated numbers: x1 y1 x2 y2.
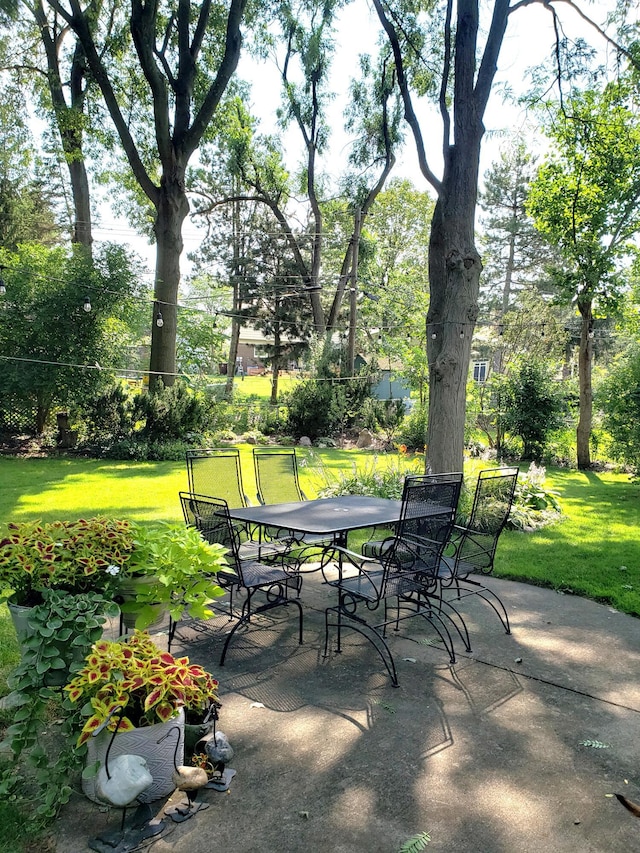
238 538 292 561
239 560 297 590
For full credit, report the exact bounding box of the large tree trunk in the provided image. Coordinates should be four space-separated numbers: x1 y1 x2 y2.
425 155 482 474
576 299 593 469
149 179 189 389
69 157 92 248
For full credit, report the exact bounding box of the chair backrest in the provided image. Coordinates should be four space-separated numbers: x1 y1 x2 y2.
384 473 463 588
456 467 519 573
185 448 248 508
253 448 304 504
179 491 243 577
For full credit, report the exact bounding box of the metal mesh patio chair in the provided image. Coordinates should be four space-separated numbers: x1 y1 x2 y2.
185 448 249 507
179 492 302 665
361 472 465 559
437 467 519 634
253 447 307 504
252 447 334 557
323 473 465 686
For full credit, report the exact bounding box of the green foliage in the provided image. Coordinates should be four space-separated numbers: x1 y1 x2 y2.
508 463 562 530
316 453 422 499
501 359 567 461
398 403 428 450
599 343 640 477
0 243 144 434
397 832 431 852
284 379 352 440
134 380 217 442
81 382 136 447
0 590 117 820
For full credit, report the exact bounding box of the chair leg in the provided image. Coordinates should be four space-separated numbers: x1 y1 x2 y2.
447 578 511 634
325 603 399 687
219 587 303 667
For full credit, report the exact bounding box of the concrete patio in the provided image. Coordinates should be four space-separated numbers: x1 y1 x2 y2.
54 574 640 852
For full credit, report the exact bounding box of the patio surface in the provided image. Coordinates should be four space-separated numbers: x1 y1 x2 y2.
53 574 640 852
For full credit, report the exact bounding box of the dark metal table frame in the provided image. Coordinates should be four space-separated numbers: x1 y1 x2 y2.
227 494 403 548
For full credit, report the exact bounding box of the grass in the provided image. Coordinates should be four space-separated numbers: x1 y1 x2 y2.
1 449 638 617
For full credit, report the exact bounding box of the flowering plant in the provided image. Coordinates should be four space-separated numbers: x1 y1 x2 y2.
64 630 220 747
0 517 134 606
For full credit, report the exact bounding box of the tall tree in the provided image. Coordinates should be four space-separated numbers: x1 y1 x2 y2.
527 82 640 469
370 0 620 472
48 0 248 389
1 3 94 247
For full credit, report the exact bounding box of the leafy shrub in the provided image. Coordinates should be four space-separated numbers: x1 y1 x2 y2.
398 403 428 450
316 454 423 499
508 463 562 530
134 380 217 441
284 380 346 440
599 344 640 477
501 359 567 461
81 382 136 447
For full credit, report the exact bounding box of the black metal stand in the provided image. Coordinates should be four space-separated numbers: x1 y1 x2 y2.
88 803 165 852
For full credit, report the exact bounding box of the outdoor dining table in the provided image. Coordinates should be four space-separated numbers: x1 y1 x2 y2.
226 494 403 548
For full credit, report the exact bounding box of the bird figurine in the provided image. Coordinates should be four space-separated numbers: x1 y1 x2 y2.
204 730 236 791
161 726 210 822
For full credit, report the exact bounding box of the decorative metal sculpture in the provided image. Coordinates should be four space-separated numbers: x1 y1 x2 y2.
88 706 166 853
160 725 210 822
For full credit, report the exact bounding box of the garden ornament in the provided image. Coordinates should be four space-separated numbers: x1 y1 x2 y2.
88 707 166 853
160 725 210 822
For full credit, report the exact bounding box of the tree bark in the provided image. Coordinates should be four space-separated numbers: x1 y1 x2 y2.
426 172 481 473
576 300 593 469
149 178 189 387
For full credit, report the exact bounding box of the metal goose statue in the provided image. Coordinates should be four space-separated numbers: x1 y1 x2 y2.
88 707 166 853
160 725 210 822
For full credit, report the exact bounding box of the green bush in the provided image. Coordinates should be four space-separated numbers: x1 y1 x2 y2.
316 454 423 499
284 380 346 440
599 344 640 477
134 380 217 442
81 382 136 447
398 403 428 450
501 359 567 461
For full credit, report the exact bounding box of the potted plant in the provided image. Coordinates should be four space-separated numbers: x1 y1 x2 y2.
0 517 134 627
114 521 229 630
0 588 121 820
63 630 221 803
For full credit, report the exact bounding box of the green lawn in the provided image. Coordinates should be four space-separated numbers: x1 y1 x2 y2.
1 449 638 623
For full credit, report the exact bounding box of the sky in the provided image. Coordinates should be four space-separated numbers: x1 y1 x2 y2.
91 0 615 278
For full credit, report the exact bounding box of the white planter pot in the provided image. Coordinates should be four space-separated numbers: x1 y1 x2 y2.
83 709 184 804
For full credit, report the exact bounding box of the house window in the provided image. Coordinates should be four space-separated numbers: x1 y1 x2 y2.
472 360 489 383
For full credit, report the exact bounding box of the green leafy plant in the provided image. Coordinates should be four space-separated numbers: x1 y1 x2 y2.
508 463 562 530
0 517 134 606
116 521 229 629
397 831 431 852
316 453 422 499
64 630 220 746
0 589 119 819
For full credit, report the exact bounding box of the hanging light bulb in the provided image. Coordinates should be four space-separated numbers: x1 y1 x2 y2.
431 332 437 339
588 329 594 340
83 296 92 313
459 330 465 339
0 277 5 296
156 311 164 328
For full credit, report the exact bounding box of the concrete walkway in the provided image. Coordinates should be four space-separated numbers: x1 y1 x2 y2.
54 576 640 853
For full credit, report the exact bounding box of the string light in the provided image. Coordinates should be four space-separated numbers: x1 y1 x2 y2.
83 296 92 313
156 311 164 328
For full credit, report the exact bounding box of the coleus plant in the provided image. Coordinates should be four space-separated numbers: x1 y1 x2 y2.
64 630 220 747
